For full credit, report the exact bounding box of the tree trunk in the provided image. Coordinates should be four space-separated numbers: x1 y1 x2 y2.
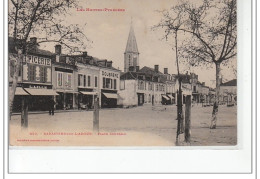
9 49 23 119
176 78 184 144
93 97 99 133
21 96 28 128
185 95 191 143
210 62 220 129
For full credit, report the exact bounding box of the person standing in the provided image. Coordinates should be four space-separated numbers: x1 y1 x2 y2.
49 97 55 115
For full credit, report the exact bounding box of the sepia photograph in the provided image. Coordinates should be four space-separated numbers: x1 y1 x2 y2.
8 0 237 148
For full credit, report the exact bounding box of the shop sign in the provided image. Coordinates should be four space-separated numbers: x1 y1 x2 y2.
29 85 47 89
24 55 51 66
102 71 119 78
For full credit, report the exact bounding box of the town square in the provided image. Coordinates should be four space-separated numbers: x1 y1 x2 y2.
8 0 237 146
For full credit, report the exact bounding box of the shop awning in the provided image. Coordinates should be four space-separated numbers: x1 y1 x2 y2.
103 93 117 99
167 95 174 99
80 91 98 95
24 88 59 96
15 87 29 95
162 95 170 100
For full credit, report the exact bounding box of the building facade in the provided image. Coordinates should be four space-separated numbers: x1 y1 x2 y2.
9 37 121 112
119 65 171 107
9 37 58 112
219 79 237 105
52 45 78 110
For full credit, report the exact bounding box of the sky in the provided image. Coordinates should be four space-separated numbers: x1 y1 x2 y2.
39 0 237 88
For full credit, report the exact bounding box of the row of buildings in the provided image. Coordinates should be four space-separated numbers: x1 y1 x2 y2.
9 23 237 112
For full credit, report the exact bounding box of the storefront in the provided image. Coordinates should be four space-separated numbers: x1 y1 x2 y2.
101 89 118 108
166 93 175 104
161 94 170 105
12 87 29 112
17 54 58 111
99 68 120 108
78 89 98 109
23 86 58 111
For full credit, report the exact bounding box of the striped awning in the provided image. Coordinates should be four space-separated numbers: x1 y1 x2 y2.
103 93 117 99
80 91 98 95
15 87 29 95
167 95 174 99
162 95 170 100
24 88 59 96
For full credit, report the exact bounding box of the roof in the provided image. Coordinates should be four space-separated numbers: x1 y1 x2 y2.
9 37 120 71
220 79 237 86
125 23 139 53
28 48 55 57
139 66 163 76
9 37 55 57
120 67 167 83
174 73 191 84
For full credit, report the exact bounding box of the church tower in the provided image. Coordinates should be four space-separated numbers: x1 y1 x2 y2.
124 20 139 72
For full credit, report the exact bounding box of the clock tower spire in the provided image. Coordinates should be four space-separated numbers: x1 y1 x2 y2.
124 20 139 72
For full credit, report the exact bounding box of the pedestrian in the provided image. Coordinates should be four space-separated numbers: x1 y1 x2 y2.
49 98 55 115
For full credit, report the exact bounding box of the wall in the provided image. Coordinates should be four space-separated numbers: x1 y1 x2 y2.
118 80 138 107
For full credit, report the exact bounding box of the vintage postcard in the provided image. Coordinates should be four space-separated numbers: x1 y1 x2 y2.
8 0 237 147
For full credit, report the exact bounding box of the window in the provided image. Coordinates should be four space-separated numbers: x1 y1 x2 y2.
28 65 36 81
103 77 105 88
138 80 145 90
84 75 86 87
95 76 98 87
88 75 91 87
78 74 84 87
120 80 125 90
193 86 196 92
128 55 131 66
106 78 111 88
57 72 63 87
40 66 47 83
66 73 72 88
114 79 117 89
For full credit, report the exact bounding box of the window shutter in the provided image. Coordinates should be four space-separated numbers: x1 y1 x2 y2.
40 66 43 82
44 67 47 82
32 65 36 81
29 65 33 81
88 76 91 87
78 74 81 86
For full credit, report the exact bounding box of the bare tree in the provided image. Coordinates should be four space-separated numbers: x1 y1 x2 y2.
152 3 188 144
8 0 89 117
154 0 237 129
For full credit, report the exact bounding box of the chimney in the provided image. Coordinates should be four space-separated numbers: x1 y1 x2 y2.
164 68 168 74
82 51 88 57
136 66 140 72
30 37 37 44
129 66 135 72
55 45 62 54
202 82 205 86
29 37 37 51
154 65 159 73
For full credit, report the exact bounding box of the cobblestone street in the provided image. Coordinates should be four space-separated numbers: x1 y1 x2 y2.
9 105 237 146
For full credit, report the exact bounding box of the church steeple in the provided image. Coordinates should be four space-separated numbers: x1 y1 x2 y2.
124 19 139 72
